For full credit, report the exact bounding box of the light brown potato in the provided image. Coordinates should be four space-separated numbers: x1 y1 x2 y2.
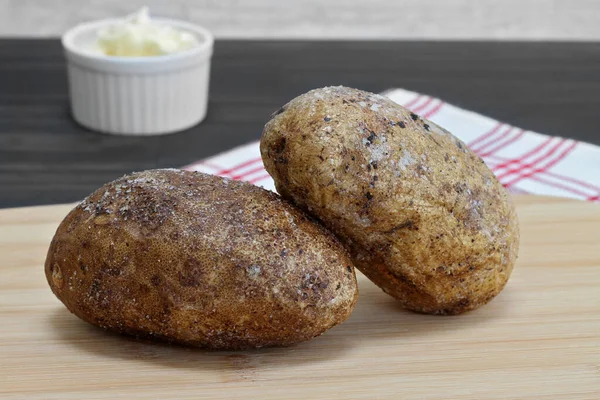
260 86 519 315
45 169 358 349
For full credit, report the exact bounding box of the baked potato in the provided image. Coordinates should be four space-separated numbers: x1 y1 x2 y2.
45 169 358 349
260 86 519 315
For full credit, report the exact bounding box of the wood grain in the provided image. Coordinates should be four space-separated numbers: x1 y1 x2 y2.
2 0 600 40
1 195 599 399
2 40 600 209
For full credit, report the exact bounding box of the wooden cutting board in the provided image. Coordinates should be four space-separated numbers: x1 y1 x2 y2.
1 196 599 400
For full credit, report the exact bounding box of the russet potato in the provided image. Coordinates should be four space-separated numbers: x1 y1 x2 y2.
45 169 358 349
261 86 519 315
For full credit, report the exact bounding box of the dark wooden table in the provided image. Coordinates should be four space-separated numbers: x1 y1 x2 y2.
1 40 599 208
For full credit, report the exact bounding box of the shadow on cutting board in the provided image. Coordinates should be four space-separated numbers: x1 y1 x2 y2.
48 277 513 372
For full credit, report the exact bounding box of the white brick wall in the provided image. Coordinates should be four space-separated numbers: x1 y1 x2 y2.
1 0 599 40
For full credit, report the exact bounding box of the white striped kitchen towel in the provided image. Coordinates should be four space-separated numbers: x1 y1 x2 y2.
185 88 600 203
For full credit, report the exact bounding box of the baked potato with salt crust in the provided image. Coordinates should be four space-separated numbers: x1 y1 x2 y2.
45 169 358 349
260 86 519 315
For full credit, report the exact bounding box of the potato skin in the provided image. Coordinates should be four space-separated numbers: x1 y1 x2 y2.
260 86 519 315
45 169 358 349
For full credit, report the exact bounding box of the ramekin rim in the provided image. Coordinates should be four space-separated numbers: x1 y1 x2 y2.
61 17 214 64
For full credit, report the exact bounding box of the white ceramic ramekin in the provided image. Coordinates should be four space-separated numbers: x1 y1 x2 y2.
62 18 213 136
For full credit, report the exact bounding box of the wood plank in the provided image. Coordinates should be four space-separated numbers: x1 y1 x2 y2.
1 0 600 41
1 40 600 208
0 195 599 399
